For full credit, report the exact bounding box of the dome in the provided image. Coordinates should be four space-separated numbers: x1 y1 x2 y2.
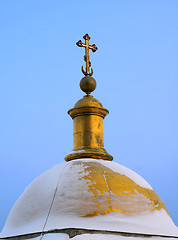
1 159 177 238
74 95 103 109
1 34 177 240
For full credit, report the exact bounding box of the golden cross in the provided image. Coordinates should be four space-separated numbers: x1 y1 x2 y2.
76 34 98 76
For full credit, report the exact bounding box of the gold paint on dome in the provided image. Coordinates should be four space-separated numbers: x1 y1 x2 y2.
64 35 168 219
66 161 169 217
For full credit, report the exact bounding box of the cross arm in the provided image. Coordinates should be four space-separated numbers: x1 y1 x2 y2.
89 44 98 52
76 40 86 48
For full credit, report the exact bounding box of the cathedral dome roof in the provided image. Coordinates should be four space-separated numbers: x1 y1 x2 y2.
1 34 177 240
1 159 177 238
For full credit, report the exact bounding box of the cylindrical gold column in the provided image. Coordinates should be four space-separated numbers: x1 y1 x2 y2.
73 114 104 150
65 95 113 161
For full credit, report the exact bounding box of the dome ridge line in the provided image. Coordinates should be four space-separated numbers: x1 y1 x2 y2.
39 162 70 239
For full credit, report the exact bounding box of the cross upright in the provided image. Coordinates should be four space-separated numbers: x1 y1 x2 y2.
76 34 98 76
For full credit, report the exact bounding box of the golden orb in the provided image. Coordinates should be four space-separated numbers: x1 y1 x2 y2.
80 76 96 95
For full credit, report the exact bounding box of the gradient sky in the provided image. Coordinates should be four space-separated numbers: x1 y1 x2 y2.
0 0 178 231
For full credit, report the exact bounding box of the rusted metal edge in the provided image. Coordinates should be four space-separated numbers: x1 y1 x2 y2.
1 228 178 240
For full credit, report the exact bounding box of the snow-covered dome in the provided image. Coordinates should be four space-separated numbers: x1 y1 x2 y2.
1 159 177 239
1 35 177 240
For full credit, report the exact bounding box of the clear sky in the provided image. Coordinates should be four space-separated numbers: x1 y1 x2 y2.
0 0 178 232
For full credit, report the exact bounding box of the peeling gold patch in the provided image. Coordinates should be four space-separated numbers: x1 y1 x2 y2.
72 161 169 217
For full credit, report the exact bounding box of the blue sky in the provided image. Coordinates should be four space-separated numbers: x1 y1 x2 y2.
0 0 178 231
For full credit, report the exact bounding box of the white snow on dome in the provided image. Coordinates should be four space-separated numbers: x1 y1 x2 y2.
30 233 69 240
71 234 178 240
1 159 177 238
